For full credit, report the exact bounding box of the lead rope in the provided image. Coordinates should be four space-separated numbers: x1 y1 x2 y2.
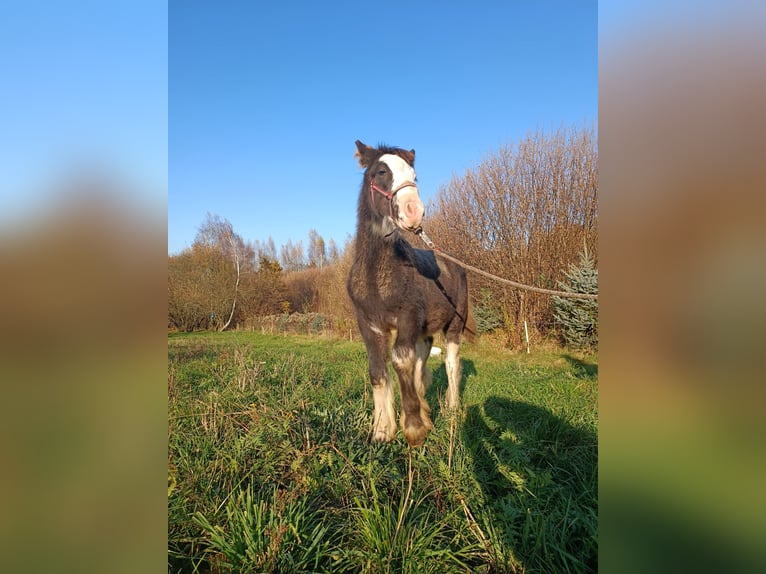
414 227 598 301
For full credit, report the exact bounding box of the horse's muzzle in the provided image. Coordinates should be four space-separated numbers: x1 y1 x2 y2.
394 185 425 231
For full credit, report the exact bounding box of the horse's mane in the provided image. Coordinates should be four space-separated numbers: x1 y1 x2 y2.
370 143 415 166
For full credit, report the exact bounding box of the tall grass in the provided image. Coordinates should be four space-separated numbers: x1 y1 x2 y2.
193 485 331 572
168 332 597 573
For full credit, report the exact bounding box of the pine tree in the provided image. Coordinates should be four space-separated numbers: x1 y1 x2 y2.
553 248 598 349
473 289 504 334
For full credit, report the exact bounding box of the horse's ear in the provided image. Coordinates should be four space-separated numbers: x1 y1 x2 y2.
401 148 415 166
355 140 375 168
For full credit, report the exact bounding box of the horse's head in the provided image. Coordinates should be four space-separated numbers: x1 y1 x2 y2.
355 140 425 233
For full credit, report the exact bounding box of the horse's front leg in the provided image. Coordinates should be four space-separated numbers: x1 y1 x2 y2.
358 319 396 442
392 332 434 447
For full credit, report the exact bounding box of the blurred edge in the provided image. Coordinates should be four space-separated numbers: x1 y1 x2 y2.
2 2 766 573
0 178 168 574
600 2 766 572
0 3 168 574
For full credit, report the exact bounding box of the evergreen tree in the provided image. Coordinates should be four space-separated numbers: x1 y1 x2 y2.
553 248 598 349
473 288 504 334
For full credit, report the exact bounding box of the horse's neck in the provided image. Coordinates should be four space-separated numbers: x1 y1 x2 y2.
353 185 412 272
354 224 397 273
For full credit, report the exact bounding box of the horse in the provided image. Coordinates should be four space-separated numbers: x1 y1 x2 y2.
347 140 473 447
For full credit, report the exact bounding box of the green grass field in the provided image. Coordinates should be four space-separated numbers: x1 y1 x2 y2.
168 332 597 573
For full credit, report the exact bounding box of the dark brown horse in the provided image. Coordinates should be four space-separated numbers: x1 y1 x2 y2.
347 140 472 447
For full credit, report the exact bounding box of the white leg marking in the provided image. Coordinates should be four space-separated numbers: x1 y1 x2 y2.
372 375 396 441
391 346 415 370
414 338 430 401
368 324 384 336
444 341 461 409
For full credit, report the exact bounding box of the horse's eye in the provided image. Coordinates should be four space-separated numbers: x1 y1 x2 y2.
376 169 387 176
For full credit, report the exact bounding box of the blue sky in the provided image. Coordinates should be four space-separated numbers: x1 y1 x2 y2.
0 1 167 219
0 2 595 252
169 1 597 255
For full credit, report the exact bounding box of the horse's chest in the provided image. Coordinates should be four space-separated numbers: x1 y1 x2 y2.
349 263 409 308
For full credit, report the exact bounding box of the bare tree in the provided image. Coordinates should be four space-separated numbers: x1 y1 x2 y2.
327 238 341 264
193 213 248 331
307 228 326 269
280 239 304 271
263 236 277 261
241 255 286 317
426 124 597 346
168 244 232 331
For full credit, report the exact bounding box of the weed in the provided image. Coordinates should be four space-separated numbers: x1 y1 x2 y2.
194 485 331 573
168 331 597 573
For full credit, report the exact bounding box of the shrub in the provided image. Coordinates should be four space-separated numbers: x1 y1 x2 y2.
309 313 326 333
473 289 504 334
553 249 598 349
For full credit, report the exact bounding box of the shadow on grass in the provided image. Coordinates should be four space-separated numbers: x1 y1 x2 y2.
563 354 598 379
425 358 476 423
463 397 598 573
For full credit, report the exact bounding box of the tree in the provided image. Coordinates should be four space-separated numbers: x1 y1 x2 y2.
253 236 277 263
473 288 504 334
168 213 256 332
326 238 341 264
425 124 598 347
553 247 598 349
194 213 250 331
245 255 286 316
168 244 232 331
307 229 326 269
280 239 304 271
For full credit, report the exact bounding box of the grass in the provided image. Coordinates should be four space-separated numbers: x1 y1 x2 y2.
168 331 597 573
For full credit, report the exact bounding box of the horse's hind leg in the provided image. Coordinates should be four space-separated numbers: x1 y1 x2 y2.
414 336 433 406
444 336 462 410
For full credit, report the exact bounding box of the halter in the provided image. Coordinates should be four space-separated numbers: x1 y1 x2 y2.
369 180 418 219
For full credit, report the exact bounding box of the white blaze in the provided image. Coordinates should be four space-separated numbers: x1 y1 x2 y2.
379 154 416 190
378 154 424 230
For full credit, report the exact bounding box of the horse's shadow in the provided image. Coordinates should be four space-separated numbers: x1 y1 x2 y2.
563 354 598 379
462 395 598 571
425 357 476 421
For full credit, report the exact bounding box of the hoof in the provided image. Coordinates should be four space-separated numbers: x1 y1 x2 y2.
402 416 433 447
371 428 396 443
403 424 429 447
